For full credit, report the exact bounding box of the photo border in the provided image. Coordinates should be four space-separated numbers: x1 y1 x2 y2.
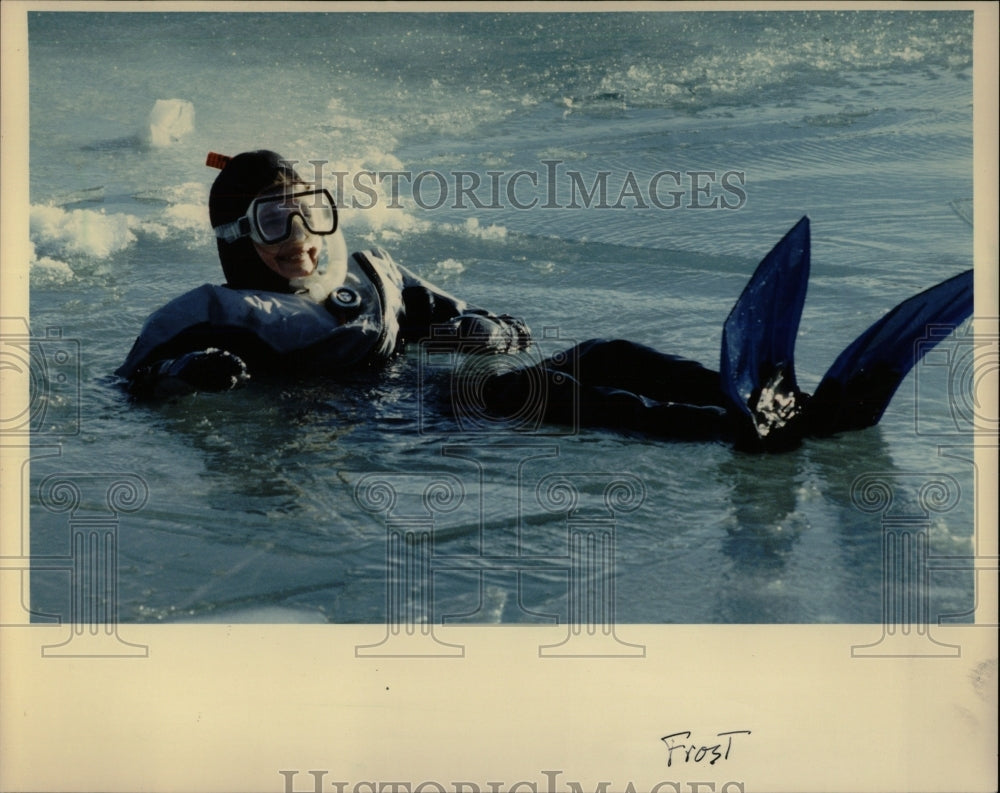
2 2 997 792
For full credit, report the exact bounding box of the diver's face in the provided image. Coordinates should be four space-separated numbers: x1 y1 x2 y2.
253 214 323 280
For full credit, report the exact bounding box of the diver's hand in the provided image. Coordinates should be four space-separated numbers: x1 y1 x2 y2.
131 348 249 398
452 313 532 353
167 348 249 391
498 314 532 351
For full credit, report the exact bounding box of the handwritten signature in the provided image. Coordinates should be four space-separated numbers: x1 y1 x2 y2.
660 730 752 767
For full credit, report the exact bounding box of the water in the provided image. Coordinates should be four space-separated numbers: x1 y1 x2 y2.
23 10 978 624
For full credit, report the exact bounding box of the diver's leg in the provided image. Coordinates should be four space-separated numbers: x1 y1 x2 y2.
534 338 725 407
484 216 816 447
481 362 729 440
481 339 728 440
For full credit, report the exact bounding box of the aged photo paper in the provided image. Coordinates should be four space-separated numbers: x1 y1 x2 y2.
2 2 997 792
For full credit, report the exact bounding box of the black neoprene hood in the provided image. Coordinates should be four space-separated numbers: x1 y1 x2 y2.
209 150 302 292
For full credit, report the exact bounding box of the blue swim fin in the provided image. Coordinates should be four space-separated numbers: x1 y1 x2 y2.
720 216 811 448
806 268 974 436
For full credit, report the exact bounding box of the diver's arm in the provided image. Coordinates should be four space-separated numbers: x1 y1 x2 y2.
126 348 249 399
396 264 531 352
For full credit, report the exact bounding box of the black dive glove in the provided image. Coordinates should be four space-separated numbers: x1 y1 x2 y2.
400 285 531 353
453 313 532 353
130 348 249 398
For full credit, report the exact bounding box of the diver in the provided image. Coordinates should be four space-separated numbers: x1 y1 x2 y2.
479 217 974 451
117 151 974 453
116 150 531 398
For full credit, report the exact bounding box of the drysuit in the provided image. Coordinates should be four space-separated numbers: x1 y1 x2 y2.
116 246 530 398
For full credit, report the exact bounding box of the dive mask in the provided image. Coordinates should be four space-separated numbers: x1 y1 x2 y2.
214 188 338 246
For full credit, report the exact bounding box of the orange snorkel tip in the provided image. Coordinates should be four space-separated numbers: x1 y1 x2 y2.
206 151 231 170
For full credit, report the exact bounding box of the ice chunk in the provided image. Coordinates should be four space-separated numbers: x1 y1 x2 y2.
147 99 194 147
